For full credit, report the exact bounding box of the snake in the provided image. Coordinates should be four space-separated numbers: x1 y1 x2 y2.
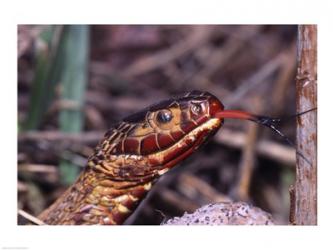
37 90 310 225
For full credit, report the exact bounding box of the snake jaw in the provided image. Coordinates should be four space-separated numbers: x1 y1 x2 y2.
147 117 222 172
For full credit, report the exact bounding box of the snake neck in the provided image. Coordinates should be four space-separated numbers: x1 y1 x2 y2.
38 165 154 225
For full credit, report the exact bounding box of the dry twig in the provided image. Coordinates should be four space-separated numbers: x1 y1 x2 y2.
215 128 296 165
233 99 262 200
124 26 215 77
18 209 45 225
225 53 284 107
178 173 232 203
18 164 57 173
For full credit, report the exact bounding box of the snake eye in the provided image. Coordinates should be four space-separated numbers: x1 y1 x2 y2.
156 109 173 123
191 102 203 115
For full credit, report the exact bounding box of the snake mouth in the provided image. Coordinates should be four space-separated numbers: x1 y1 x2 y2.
147 117 222 173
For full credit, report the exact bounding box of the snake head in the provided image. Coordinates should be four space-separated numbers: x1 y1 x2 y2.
94 90 224 177
80 91 225 224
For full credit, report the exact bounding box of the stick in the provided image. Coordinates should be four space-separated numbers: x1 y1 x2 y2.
18 209 46 225
124 26 215 77
234 98 261 201
292 25 317 225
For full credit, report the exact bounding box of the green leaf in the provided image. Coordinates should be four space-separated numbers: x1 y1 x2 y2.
58 25 90 185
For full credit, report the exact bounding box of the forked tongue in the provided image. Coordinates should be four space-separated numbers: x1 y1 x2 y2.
214 109 316 165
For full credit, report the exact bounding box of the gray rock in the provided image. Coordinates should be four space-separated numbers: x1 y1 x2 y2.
163 202 275 225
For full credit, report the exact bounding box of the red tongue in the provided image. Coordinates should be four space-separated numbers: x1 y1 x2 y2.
214 110 258 122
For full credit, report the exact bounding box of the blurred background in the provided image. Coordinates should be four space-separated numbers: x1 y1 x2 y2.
18 25 298 225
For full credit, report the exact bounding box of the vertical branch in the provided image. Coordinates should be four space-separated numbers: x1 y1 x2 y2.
233 97 262 201
293 25 317 225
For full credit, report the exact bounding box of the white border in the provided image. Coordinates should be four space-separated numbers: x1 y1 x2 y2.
1 0 332 250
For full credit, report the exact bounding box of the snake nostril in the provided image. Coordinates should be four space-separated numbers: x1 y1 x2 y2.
191 103 203 115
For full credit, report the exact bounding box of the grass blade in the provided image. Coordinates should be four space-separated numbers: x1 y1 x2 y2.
58 25 90 185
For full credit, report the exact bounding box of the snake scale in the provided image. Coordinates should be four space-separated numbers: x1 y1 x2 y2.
38 90 225 225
